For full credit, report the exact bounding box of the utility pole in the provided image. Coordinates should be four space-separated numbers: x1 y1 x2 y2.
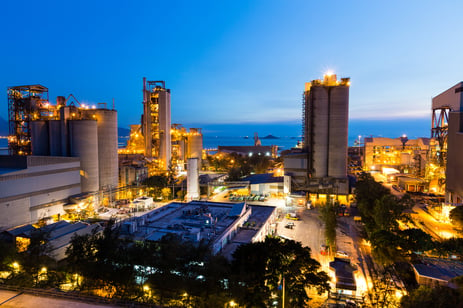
282 277 285 308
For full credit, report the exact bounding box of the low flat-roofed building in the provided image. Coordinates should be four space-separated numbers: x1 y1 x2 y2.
0 156 81 230
242 173 284 196
121 200 277 255
413 257 463 288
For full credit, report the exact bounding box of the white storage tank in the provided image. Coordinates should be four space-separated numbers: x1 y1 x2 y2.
69 119 99 192
186 158 200 201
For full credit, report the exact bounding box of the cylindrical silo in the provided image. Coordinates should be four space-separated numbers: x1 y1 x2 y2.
48 120 63 156
90 109 118 190
186 158 199 201
311 86 329 178
188 128 203 169
69 119 99 193
30 121 50 156
328 86 349 178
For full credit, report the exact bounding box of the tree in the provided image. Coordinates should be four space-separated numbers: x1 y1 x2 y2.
320 201 338 250
230 237 330 307
398 228 434 254
450 206 463 229
401 285 462 308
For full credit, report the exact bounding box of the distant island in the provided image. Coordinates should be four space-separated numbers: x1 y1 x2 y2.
261 134 279 139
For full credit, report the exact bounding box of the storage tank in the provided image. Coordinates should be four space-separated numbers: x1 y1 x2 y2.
69 119 99 192
87 109 118 190
30 121 49 155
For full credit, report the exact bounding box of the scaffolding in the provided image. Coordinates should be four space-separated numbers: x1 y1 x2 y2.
8 85 49 155
430 107 450 166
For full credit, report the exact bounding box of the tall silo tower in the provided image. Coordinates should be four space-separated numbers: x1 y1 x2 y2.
302 73 350 194
142 78 171 170
84 108 118 190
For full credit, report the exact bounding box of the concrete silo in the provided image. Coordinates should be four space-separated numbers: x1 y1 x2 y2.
69 119 99 193
186 158 200 201
187 128 203 168
48 120 63 156
30 121 50 156
87 109 118 190
328 85 349 178
302 74 350 195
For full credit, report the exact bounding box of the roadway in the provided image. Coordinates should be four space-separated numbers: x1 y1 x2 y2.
411 203 457 239
0 289 119 308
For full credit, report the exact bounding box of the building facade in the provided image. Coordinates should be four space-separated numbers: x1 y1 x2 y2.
0 156 81 229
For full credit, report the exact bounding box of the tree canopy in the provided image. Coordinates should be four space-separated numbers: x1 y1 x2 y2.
230 237 330 307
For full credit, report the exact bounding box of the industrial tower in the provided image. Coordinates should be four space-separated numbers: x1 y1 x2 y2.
431 82 463 203
8 85 50 155
142 78 171 170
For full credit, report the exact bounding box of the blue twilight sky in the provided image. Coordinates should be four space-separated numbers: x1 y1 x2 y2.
1 0 462 132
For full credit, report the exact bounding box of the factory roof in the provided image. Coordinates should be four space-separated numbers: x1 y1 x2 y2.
413 257 463 283
1 224 36 238
123 201 247 242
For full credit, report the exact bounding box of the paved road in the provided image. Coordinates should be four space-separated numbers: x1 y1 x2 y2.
0 290 118 308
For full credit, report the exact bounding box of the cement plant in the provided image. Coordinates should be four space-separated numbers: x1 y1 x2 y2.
1 75 463 308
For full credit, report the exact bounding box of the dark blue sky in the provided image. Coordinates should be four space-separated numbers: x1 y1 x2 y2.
1 0 462 130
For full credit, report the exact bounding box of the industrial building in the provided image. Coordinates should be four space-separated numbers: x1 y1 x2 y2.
0 220 101 261
0 156 81 229
362 136 430 178
120 200 277 255
284 74 350 202
432 82 463 204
